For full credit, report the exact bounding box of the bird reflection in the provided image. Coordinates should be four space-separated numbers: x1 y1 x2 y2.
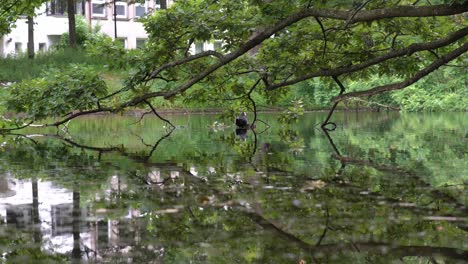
235 128 248 141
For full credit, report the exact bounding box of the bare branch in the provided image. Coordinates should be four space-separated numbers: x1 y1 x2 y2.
143 99 175 128
321 76 346 129
128 110 153 126
246 79 262 126
44 108 113 127
0 121 33 133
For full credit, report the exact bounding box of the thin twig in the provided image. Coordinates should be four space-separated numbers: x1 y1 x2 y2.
314 17 328 59
128 110 153 126
321 76 346 129
143 99 175 128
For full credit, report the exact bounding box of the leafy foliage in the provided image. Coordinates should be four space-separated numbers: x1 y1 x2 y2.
57 15 101 49
83 34 132 70
391 66 468 111
6 64 108 120
0 0 48 35
0 0 466 130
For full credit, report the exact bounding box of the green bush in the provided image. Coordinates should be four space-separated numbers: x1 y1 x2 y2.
57 15 101 49
6 64 108 121
84 34 130 69
392 67 467 112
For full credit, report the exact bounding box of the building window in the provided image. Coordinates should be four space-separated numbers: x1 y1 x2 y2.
116 38 127 49
39 43 47 52
115 1 128 19
14 42 23 54
213 41 222 51
47 35 62 48
47 0 66 15
92 0 107 18
135 3 147 18
75 0 86 15
136 39 147 48
195 42 204 54
47 0 85 16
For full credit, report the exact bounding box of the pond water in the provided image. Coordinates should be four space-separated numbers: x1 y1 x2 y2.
0 112 466 263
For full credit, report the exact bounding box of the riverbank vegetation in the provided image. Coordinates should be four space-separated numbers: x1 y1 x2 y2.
1 47 465 113
0 1 467 132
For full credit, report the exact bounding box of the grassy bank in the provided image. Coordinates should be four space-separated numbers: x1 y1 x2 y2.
1 48 466 113
0 48 113 82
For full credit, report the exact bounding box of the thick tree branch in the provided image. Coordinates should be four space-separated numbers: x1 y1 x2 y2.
4 3 467 130
307 3 468 23
266 26 468 90
344 0 374 28
145 50 225 81
333 42 468 102
134 3 468 101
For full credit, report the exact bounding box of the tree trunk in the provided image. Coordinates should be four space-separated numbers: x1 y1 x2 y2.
160 0 167 10
113 0 117 39
67 0 77 48
27 16 34 59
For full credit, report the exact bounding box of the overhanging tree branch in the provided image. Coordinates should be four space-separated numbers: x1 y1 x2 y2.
128 3 468 101
143 99 175 128
2 3 467 131
144 50 225 82
42 108 113 127
266 26 468 90
333 42 468 102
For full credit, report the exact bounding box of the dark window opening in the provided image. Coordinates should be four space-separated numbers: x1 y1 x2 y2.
47 0 85 16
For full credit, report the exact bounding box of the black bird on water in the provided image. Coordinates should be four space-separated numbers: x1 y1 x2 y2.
235 112 248 128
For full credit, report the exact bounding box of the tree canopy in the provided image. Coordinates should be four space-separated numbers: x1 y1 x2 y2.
0 0 48 36
1 0 467 129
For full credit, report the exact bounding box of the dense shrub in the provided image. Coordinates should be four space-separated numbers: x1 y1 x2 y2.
6 64 108 121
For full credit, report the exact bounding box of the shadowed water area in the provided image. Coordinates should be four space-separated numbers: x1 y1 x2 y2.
0 112 466 263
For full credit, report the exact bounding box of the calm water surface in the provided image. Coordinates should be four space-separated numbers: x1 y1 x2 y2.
0 112 466 263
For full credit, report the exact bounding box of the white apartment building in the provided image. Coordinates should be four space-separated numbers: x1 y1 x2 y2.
0 0 175 56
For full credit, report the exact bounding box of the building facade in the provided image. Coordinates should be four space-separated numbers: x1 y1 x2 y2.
0 0 174 56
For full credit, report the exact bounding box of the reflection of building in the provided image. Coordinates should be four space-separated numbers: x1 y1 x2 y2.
51 203 89 236
0 167 194 261
6 204 33 228
0 174 152 261
0 173 16 199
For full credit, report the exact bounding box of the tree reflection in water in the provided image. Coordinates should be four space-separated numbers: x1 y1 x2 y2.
0 113 466 262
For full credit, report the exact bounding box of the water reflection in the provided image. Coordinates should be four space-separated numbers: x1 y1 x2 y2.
0 112 466 262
